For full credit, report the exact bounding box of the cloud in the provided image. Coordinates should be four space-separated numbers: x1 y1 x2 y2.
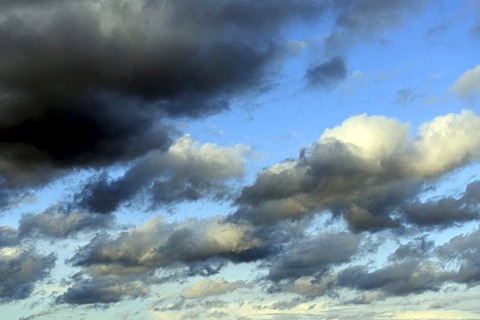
181 278 246 299
69 216 261 278
450 64 480 102
234 110 480 232
60 215 263 304
394 87 419 106
437 228 480 284
58 277 149 305
0 0 326 191
0 225 19 247
325 0 427 54
389 236 435 262
76 135 249 213
0 246 55 302
267 232 361 282
337 259 453 296
305 56 347 89
19 206 114 238
402 181 480 228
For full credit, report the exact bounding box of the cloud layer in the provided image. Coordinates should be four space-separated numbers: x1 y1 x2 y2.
235 110 480 232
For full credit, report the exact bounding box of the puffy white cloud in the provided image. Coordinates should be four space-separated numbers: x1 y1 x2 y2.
412 110 480 175
320 113 409 166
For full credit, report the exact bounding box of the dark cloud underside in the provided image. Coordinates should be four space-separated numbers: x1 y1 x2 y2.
0 0 326 190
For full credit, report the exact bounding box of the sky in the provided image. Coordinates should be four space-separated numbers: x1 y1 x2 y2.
1 0 480 319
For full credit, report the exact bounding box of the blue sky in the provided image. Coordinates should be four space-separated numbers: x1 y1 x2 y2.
1 1 480 319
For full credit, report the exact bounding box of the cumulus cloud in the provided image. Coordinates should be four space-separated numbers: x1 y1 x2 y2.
181 278 246 299
234 110 480 232
19 206 114 238
0 246 55 302
76 135 249 213
450 64 480 102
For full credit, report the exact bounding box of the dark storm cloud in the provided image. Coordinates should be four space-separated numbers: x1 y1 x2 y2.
0 248 56 302
18 206 114 238
0 0 327 189
233 111 480 232
75 135 248 213
305 57 347 89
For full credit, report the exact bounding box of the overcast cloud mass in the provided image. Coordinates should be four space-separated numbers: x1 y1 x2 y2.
1 1 480 319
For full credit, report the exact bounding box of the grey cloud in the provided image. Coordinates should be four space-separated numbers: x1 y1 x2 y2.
0 225 19 247
394 87 419 106
69 216 261 279
455 253 480 284
57 277 149 305
325 0 427 54
267 232 361 282
449 64 480 102
0 0 326 189
234 111 480 232
62 215 265 304
306 56 347 89
337 259 453 296
437 228 480 259
0 247 55 302
402 181 480 228
19 206 114 238
436 228 480 284
76 135 248 213
389 236 435 261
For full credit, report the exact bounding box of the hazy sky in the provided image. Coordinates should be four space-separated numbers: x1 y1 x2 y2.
1 1 480 319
